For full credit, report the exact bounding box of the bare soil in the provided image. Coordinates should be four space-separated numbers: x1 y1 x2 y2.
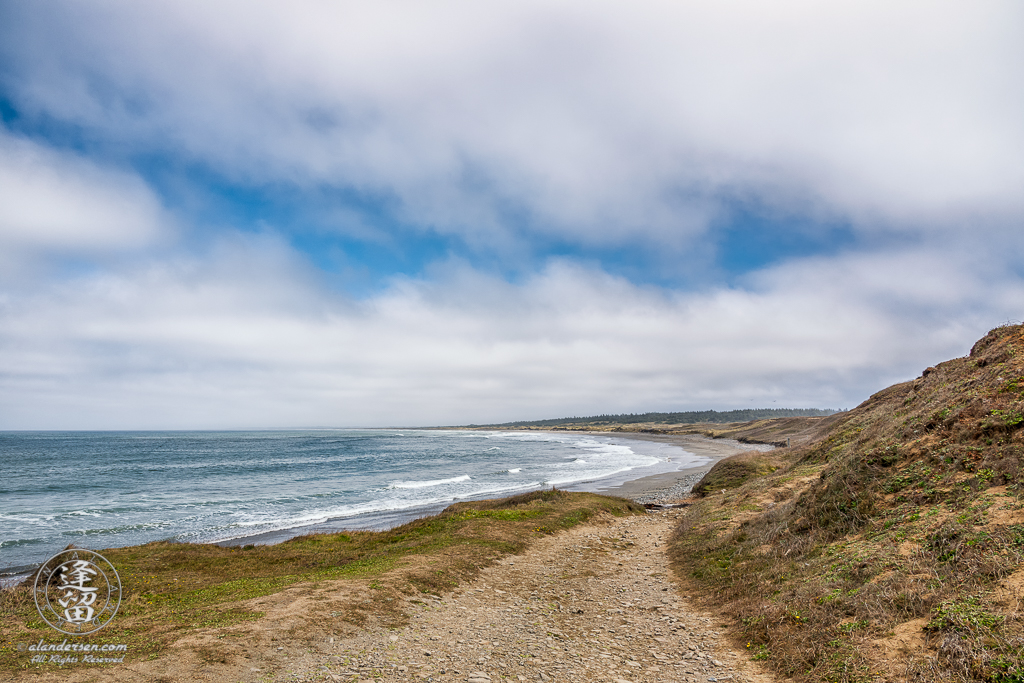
282 508 776 683
9 510 777 683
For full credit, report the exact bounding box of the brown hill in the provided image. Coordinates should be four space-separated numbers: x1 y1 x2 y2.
670 324 1024 682
493 414 842 449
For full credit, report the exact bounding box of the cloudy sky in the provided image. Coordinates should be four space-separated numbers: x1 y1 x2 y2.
0 1 1021 429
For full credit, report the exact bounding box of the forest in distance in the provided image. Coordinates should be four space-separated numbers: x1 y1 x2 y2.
462 407 840 428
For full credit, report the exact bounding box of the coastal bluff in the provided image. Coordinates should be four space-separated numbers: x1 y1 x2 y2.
672 323 1024 682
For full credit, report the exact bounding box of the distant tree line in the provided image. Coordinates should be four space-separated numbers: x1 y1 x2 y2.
472 408 839 428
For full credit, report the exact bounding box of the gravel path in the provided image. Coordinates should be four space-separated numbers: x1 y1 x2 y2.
290 509 774 683
627 473 707 505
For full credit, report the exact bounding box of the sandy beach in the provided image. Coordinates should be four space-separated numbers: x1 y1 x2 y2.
582 432 773 501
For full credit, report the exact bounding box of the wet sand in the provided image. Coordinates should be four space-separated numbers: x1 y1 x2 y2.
590 432 772 500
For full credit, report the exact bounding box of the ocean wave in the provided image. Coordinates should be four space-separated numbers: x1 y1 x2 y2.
497 432 570 442
544 466 632 486
59 520 176 537
66 509 103 517
391 474 471 489
0 537 46 549
2 429 695 571
200 481 546 545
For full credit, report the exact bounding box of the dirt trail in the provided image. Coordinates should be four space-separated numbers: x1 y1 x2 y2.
287 509 775 683
9 508 776 682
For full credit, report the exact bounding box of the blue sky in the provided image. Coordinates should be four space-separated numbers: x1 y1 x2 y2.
0 1 1022 429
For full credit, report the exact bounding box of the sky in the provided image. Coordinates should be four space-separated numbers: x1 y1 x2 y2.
0 1 1022 429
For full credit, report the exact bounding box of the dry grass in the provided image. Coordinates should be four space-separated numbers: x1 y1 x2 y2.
669 324 1024 683
476 415 840 449
691 451 783 496
0 489 644 674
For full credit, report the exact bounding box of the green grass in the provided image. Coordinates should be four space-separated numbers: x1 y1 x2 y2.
1 489 643 675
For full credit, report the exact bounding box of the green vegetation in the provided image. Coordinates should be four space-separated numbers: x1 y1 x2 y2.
463 407 839 428
0 489 643 674
670 324 1024 682
691 451 780 496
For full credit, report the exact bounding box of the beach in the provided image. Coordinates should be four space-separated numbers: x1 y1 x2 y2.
0 430 663 567
1 429 761 583
579 432 774 502
217 432 769 548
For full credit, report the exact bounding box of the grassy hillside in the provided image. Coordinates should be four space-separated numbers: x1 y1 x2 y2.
463 407 839 429
455 410 844 449
670 324 1024 682
0 490 643 674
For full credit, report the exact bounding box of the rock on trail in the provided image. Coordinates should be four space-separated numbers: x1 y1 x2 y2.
294 509 775 683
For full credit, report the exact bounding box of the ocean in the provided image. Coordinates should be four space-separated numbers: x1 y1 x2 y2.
0 429 704 578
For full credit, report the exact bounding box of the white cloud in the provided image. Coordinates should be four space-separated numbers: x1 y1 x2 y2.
0 129 167 269
1 2 1021 429
0 238 1017 429
5 0 1021 247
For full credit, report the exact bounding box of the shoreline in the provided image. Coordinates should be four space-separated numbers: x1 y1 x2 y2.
581 432 773 502
214 432 766 548
1 433 767 583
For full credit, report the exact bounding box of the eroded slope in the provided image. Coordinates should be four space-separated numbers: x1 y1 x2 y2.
671 324 1024 682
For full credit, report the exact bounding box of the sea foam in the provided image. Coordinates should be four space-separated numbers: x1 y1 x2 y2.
392 474 471 489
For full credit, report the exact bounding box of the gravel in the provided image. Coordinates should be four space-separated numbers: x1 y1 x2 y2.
628 441 775 506
288 509 775 683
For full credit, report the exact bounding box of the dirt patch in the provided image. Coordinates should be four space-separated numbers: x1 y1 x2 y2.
0 490 646 680
873 618 929 656
2 511 779 683
992 568 1024 611
279 508 778 683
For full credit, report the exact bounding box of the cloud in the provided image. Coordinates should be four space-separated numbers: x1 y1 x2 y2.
0 128 167 271
3 0 1021 250
0 237 1017 429
0 2 1020 429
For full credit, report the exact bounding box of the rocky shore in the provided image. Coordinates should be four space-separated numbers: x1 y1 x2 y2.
626 471 706 505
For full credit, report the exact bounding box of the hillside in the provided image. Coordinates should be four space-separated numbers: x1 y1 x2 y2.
461 408 839 430
453 410 844 450
670 324 1024 682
